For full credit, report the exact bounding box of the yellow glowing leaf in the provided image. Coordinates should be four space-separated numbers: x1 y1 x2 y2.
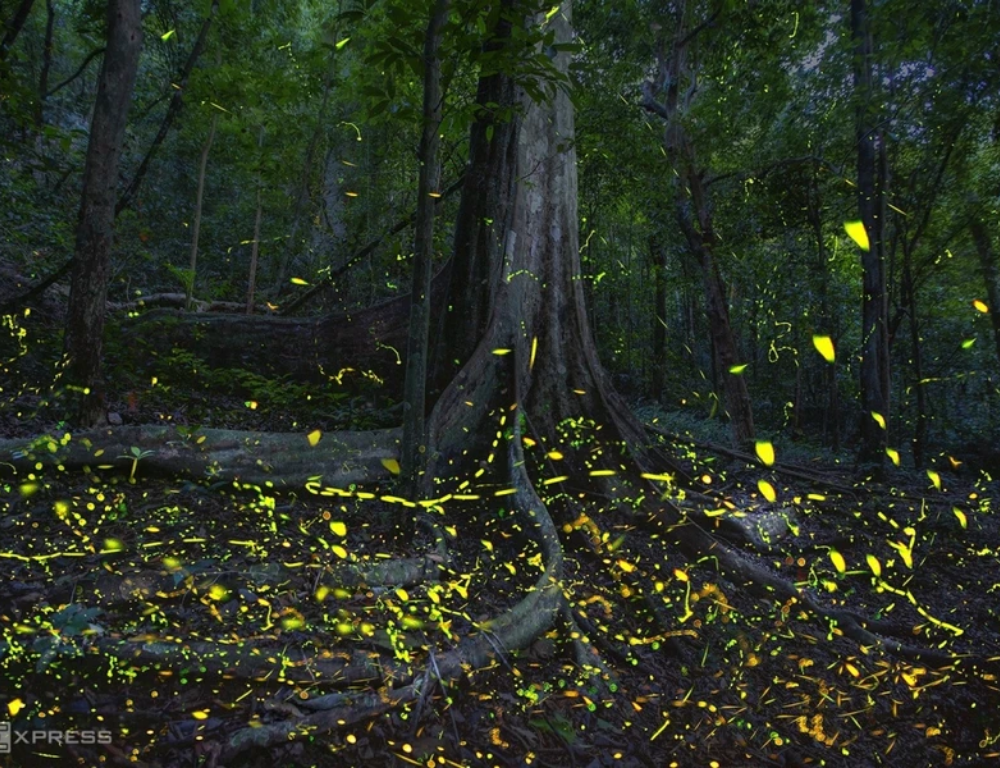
245 400 258 410
953 507 967 529
617 559 636 573
758 479 777 502
8 698 25 716
812 335 836 363
885 447 900 466
332 544 348 559
307 429 322 447
871 411 886 430
844 662 860 677
673 568 689 582
381 457 401 474
962 337 976 349
530 337 538 370
728 363 748 375
329 521 347 537
481 539 494 552
161 29 175 41
290 277 309 285
315 585 329 602
547 451 564 460
844 220 869 250
927 470 941 490
829 549 846 574
102 538 125 553
755 441 775 467
491 348 511 356
396 588 409 602
866 554 881 577
19 483 38 497
973 299 989 313
192 710 210 720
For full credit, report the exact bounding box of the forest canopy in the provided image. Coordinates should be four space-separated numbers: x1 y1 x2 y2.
1 0 1000 766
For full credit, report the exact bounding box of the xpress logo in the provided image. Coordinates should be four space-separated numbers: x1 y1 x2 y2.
0 722 112 752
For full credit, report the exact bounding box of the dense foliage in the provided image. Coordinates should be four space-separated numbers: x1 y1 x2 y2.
2 1 1000 766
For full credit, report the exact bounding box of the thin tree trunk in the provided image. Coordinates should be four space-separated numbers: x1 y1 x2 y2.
0 0 34 61
640 2 754 447
34 0 54 127
852 0 890 467
902 250 926 466
64 0 142 426
188 111 218 309
115 0 218 217
401 0 450 518
246 126 265 315
808 170 840 449
650 234 668 402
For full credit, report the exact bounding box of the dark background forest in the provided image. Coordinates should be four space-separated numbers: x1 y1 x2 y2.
2 0 1000 766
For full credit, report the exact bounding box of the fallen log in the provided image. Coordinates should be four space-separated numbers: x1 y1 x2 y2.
1 424 400 488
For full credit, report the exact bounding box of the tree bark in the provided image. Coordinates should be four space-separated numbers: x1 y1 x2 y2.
400 0 450 510
852 0 890 467
64 0 142 426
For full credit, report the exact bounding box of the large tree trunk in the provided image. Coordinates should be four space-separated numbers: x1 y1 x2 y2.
64 0 142 427
426 4 674 494
852 0 890 467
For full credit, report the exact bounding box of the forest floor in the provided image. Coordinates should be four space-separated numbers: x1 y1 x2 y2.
2 300 1000 767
